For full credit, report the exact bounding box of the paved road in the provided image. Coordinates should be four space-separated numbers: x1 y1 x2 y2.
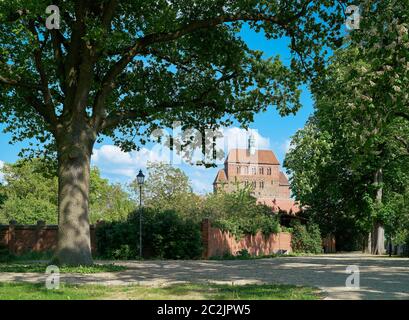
1 254 408 299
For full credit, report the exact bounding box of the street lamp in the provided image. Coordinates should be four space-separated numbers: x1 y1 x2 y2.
136 169 145 258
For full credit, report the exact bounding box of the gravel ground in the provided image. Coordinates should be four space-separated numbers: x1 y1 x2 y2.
1 253 408 300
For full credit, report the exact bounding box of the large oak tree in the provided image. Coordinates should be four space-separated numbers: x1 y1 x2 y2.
0 0 345 264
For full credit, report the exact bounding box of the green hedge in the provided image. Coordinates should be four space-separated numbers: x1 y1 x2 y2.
96 208 202 260
213 214 281 240
290 220 323 254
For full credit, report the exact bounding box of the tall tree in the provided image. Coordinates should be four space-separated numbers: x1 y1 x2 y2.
344 0 409 254
284 118 374 251
0 0 345 264
286 2 409 253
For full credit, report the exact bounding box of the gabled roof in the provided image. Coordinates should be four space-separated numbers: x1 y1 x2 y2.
213 169 227 184
225 149 280 165
279 172 290 186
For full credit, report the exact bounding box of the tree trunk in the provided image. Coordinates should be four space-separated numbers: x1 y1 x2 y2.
55 124 95 265
371 168 385 255
371 222 385 255
363 233 372 253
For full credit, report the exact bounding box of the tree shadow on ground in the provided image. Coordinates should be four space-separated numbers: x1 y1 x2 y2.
1 255 408 300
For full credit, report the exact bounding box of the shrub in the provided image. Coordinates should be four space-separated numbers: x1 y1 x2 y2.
209 191 281 240
0 245 54 262
290 220 322 254
213 214 281 240
108 244 135 260
236 249 251 259
0 244 12 262
96 221 137 259
96 208 202 260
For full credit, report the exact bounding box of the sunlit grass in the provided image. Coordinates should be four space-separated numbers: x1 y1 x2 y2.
0 282 321 300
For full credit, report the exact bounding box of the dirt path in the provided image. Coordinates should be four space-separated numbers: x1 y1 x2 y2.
1 254 408 300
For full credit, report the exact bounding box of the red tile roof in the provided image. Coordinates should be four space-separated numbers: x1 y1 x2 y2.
225 149 280 165
279 172 290 186
213 169 227 184
257 198 300 214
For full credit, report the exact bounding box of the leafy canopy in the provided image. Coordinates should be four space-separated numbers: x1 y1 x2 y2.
0 159 135 224
0 0 346 155
285 0 409 246
130 161 202 220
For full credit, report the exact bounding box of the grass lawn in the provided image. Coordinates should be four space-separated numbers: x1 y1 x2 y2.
0 263 126 273
0 282 321 300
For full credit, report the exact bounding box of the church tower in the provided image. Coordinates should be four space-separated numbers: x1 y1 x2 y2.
248 132 256 155
213 133 299 214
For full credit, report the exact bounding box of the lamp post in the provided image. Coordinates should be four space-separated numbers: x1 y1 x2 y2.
136 169 145 259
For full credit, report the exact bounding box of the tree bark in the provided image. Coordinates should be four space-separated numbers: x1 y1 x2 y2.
371 222 385 255
363 232 372 253
55 122 96 265
371 169 385 255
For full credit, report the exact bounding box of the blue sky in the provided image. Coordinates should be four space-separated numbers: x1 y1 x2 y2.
0 26 314 193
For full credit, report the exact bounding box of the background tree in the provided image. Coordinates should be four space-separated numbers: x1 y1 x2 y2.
0 159 58 224
89 167 135 222
0 159 134 224
285 22 409 254
0 0 345 264
284 118 374 251
342 0 409 253
130 161 201 220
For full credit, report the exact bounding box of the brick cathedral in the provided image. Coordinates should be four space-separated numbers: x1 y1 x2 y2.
213 134 299 214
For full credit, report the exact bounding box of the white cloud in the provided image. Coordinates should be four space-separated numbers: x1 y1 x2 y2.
91 126 271 192
191 178 212 194
91 144 172 179
218 127 270 151
283 139 293 154
92 145 133 165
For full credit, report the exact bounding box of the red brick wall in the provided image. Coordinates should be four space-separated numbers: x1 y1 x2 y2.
1 220 294 259
201 219 292 259
0 221 97 255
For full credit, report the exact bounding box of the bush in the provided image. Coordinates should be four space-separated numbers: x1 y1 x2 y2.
0 244 12 262
208 191 281 239
214 214 281 240
0 246 53 263
236 249 251 259
108 244 136 260
96 208 202 260
209 249 252 260
290 220 322 254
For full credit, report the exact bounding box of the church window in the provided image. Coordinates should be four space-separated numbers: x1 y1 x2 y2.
259 167 264 175
267 167 271 175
